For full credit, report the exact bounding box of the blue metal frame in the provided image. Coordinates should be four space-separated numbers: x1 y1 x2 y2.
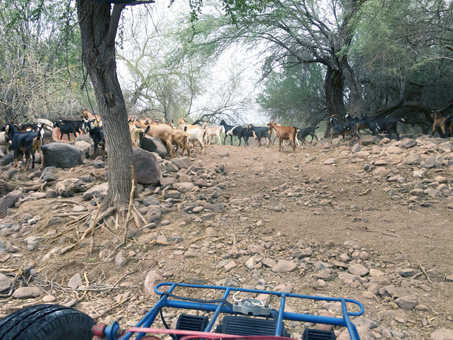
115 282 364 340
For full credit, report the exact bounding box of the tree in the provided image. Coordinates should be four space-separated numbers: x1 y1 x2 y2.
0 0 87 122
257 63 326 126
349 0 453 131
175 0 367 130
76 0 154 208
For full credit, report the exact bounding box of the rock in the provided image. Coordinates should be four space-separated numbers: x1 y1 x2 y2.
163 161 179 172
146 206 162 224
337 326 376 340
133 148 161 186
39 166 58 182
0 273 11 292
399 268 418 277
42 295 56 302
42 143 83 168
12 287 41 299
68 273 83 289
430 328 453 340
140 137 168 158
395 295 418 310
422 156 437 168
351 144 361 153
262 258 277 268
83 183 108 201
0 190 23 215
224 261 237 271
387 145 404 154
324 158 336 165
272 260 297 273
73 141 91 158
173 182 194 193
293 247 313 259
404 153 421 165
400 139 417 149
115 251 125 266
55 178 84 197
144 270 162 296
348 263 369 277
171 157 192 169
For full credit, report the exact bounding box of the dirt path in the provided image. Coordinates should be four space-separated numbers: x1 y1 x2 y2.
1 137 452 339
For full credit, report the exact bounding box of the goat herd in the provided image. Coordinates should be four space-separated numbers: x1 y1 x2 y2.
1 110 452 172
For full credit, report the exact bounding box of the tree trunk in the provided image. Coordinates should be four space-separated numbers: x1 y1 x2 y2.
77 0 133 207
323 65 346 138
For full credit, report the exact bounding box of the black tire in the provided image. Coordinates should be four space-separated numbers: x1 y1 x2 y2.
0 304 95 340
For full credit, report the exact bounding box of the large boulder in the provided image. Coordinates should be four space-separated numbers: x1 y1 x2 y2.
133 148 161 186
42 143 83 168
140 137 168 159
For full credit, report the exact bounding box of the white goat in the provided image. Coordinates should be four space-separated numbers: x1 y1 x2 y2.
202 122 223 145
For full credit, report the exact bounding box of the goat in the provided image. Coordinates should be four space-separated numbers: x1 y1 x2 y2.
296 126 319 145
129 123 149 149
362 114 404 140
81 109 102 127
6 123 44 171
220 120 243 145
0 129 11 153
54 120 83 141
82 119 105 160
137 121 176 158
202 122 222 145
329 116 361 144
267 122 297 152
238 127 255 146
171 128 191 157
248 125 272 147
431 111 452 138
178 119 206 151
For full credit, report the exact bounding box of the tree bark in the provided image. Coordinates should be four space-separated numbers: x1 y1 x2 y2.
77 0 133 207
323 65 345 138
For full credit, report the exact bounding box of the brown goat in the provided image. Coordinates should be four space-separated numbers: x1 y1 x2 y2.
81 109 102 127
267 122 297 152
432 111 452 138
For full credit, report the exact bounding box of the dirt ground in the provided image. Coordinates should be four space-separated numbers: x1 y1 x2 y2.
1 138 452 339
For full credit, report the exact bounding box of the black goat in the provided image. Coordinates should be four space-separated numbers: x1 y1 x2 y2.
297 126 319 145
238 127 255 146
329 116 361 144
363 115 405 140
248 124 272 147
54 120 83 141
6 123 44 171
82 119 105 160
220 120 243 145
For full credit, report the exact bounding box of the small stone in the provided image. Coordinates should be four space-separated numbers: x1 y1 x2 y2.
0 273 11 292
430 328 453 340
68 273 82 289
43 295 56 303
348 263 369 277
143 270 162 296
12 287 41 299
272 260 297 273
395 295 418 310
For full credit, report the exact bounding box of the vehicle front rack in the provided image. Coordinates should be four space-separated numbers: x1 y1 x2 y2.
94 282 364 340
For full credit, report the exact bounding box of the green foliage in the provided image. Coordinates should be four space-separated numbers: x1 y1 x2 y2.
257 64 326 127
350 0 453 113
0 0 90 122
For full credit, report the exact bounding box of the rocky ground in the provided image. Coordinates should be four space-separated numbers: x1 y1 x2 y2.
0 134 452 340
